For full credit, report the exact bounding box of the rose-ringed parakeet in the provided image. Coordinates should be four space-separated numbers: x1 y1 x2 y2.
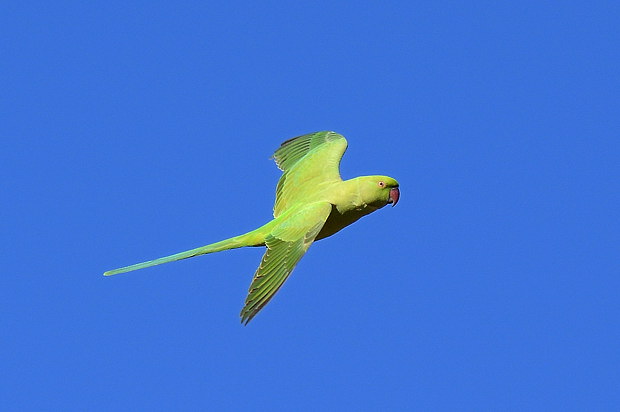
105 131 400 324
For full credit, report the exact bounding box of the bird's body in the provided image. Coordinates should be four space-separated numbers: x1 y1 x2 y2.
105 131 399 323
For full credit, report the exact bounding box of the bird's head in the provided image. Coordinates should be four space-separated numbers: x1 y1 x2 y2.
359 175 400 208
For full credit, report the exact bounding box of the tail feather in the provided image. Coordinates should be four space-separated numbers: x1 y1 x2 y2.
103 233 259 276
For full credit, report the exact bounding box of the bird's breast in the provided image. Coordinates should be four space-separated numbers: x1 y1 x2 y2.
315 203 377 241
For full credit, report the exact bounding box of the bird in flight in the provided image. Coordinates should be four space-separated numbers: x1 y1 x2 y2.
104 131 400 324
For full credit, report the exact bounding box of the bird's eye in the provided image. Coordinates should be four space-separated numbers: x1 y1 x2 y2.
378 181 385 188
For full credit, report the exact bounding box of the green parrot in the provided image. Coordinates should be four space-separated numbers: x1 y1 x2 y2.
104 131 400 324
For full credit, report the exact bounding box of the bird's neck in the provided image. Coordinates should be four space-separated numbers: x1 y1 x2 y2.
331 178 372 213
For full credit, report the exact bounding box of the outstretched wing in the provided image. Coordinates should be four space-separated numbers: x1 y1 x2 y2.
240 202 332 324
272 131 347 217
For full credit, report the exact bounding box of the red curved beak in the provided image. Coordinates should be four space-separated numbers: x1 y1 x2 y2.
389 187 400 207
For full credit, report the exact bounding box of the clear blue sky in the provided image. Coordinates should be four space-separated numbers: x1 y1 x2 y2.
2 2 618 410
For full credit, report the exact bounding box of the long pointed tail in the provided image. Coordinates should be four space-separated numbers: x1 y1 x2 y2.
103 232 262 276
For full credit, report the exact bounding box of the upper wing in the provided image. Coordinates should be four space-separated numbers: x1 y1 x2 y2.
272 131 347 217
240 202 333 324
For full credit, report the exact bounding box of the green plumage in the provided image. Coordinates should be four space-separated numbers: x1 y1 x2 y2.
104 131 400 324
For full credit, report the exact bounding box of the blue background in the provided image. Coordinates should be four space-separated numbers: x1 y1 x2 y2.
2 2 618 410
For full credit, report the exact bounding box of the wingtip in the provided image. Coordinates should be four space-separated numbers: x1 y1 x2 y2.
240 307 258 325
240 312 252 326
